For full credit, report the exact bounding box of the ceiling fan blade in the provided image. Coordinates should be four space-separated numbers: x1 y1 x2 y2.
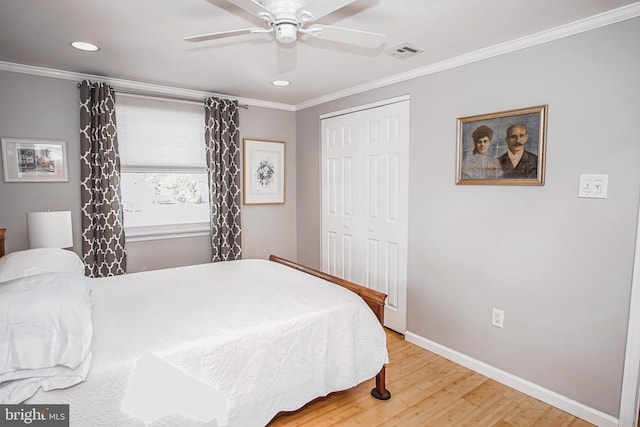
184 27 267 43
306 25 386 48
297 0 356 22
226 0 273 17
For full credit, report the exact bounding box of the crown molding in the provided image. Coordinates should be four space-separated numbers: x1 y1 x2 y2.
0 61 295 111
294 2 640 111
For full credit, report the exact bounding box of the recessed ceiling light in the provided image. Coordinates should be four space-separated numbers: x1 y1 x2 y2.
70 41 100 52
271 80 290 87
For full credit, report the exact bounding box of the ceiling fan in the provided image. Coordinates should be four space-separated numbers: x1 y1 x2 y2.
184 0 386 48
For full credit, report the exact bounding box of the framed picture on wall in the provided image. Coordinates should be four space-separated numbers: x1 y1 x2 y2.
243 138 285 205
456 105 547 186
1 137 69 183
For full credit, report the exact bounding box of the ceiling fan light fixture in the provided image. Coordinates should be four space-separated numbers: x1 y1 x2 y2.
70 41 100 52
275 22 298 44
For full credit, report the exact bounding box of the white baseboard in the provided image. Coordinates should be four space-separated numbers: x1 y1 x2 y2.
404 331 619 427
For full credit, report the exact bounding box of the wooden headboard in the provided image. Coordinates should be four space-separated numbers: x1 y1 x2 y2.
0 228 5 258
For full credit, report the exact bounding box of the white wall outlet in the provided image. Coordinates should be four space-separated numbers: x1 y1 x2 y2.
492 308 504 328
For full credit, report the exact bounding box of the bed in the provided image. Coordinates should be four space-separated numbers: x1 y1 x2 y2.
0 233 390 426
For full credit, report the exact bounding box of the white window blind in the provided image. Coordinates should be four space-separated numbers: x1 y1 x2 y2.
116 94 206 171
115 93 209 240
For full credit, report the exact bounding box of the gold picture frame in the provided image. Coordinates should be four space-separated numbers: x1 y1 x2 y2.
243 138 285 205
456 105 547 186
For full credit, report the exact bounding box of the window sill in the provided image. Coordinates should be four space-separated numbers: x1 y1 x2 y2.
125 224 210 243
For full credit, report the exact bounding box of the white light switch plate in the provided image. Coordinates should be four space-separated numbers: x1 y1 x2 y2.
579 174 608 198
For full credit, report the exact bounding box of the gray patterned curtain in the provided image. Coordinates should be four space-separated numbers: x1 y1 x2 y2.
79 80 126 277
204 97 242 262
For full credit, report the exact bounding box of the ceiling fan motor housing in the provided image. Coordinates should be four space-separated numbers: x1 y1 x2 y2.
276 22 298 44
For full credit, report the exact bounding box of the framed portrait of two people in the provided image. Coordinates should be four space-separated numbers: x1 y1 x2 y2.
456 105 547 186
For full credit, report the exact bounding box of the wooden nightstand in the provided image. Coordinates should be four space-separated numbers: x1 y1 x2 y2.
0 228 6 258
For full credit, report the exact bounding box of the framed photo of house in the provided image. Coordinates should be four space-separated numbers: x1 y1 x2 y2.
456 105 547 186
243 138 285 205
1 137 69 183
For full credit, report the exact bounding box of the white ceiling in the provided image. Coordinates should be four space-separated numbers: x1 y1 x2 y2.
1 0 638 108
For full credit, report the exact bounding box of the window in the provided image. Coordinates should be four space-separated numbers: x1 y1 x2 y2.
115 93 209 240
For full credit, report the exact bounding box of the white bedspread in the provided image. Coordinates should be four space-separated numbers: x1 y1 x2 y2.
27 259 388 426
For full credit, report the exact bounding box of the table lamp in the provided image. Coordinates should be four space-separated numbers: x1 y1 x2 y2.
26 210 73 249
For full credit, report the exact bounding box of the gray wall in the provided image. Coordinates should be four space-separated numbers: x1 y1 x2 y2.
295 17 640 417
0 74 83 252
236 106 297 261
0 71 297 271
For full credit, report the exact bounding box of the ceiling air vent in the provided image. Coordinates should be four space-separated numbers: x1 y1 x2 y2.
385 43 424 59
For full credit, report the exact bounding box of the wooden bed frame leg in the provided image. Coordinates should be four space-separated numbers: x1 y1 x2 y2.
371 366 391 400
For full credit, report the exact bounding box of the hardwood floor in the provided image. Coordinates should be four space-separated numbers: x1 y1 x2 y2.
269 329 594 427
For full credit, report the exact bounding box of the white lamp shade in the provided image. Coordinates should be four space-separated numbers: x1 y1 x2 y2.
27 211 73 249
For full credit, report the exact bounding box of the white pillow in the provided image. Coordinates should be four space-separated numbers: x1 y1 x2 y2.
0 248 85 283
0 272 93 403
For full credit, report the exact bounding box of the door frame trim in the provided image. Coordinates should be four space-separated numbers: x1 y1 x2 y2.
320 95 411 120
620 197 640 426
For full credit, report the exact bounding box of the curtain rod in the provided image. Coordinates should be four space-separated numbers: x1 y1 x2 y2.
76 82 249 109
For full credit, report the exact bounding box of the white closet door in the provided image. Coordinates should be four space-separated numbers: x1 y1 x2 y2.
321 99 409 333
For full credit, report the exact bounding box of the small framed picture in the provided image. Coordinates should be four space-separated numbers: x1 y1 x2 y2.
1 137 69 183
456 105 547 186
243 138 285 205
